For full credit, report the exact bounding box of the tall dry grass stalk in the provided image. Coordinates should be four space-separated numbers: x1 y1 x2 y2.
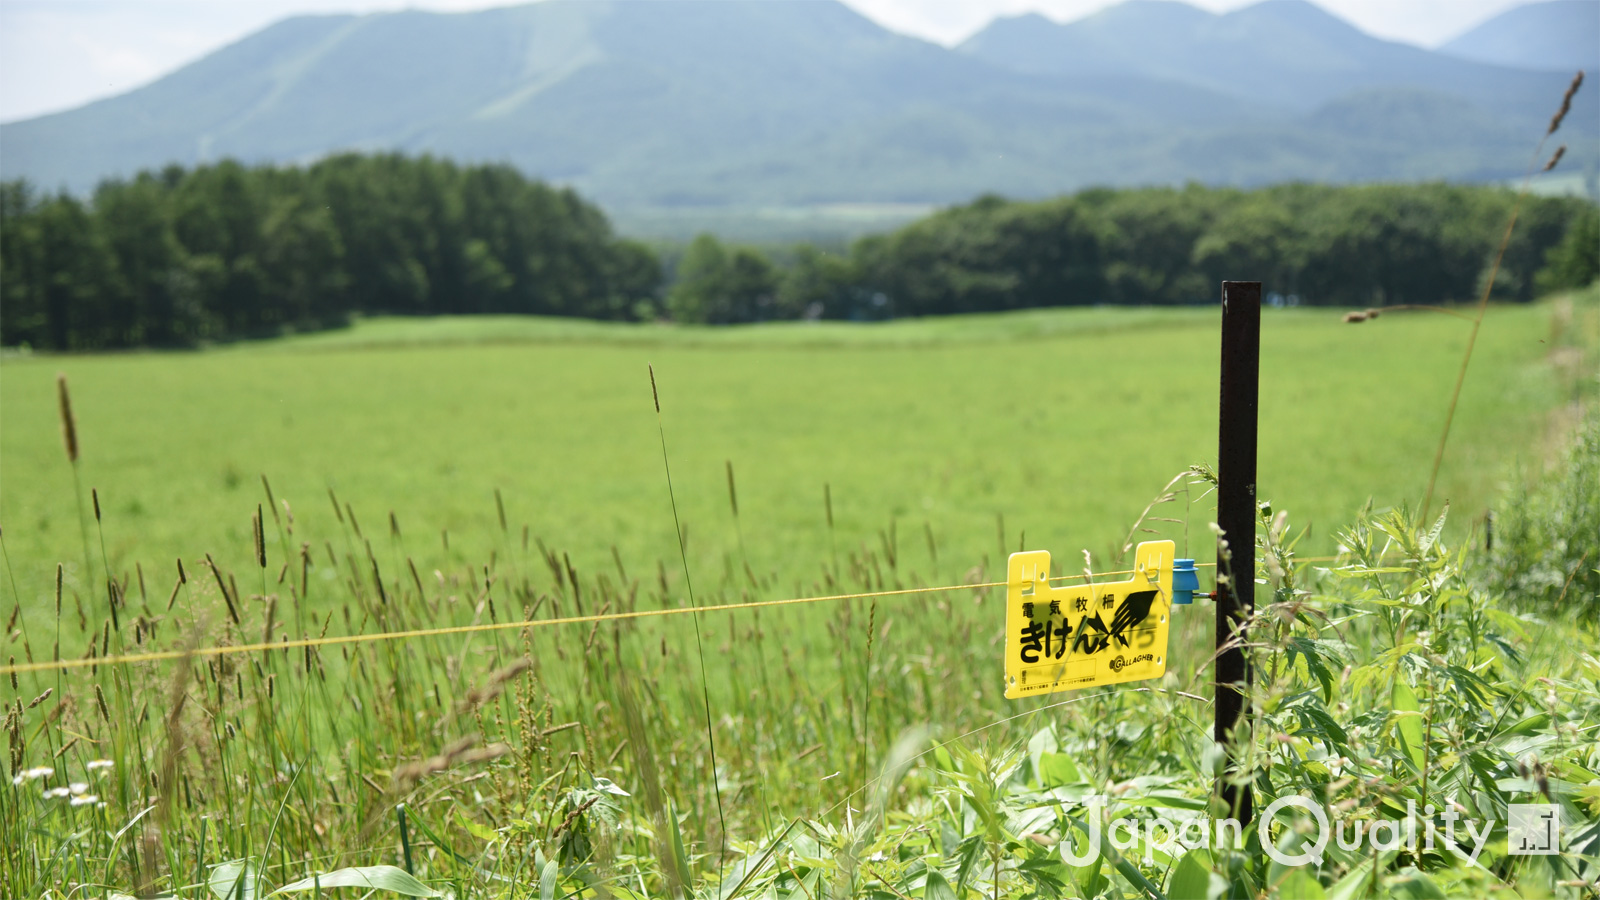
1422 70 1585 519
649 364 727 880
56 374 98 606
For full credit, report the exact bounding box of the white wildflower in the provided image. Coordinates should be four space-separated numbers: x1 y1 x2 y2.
17 766 54 783
68 782 88 795
42 786 70 799
69 794 99 807
86 759 114 771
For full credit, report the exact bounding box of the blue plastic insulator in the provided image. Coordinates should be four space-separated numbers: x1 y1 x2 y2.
1172 558 1200 605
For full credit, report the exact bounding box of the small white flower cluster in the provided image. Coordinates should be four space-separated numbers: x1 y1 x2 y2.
12 761 112 808
11 766 53 786
42 781 101 806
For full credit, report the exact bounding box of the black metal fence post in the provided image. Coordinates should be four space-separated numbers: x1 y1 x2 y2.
1216 280 1260 825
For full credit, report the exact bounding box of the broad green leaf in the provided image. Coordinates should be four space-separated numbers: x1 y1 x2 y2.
457 811 499 842
209 861 257 900
669 800 693 890
1386 867 1446 899
1121 792 1209 812
272 866 438 897
1267 824 1323 887
923 870 958 900
1026 726 1059 784
1391 679 1426 771
1496 714 1550 739
1036 752 1081 788
1274 868 1327 899
1421 504 1448 553
539 859 558 900
1325 847 1397 900
1167 849 1213 900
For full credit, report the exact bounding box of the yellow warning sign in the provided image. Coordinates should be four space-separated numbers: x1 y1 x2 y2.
1004 540 1175 699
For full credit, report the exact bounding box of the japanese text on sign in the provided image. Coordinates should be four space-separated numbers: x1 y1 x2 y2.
1004 540 1174 699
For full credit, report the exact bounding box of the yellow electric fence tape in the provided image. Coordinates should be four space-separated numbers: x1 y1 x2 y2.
1004 540 1174 699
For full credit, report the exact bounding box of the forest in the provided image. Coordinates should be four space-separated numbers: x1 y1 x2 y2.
2 153 1596 348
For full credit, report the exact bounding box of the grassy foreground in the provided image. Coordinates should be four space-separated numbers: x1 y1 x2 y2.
1 293 1597 898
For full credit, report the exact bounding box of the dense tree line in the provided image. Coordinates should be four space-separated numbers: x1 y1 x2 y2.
670 184 1598 323
1 155 659 349
3 159 1596 347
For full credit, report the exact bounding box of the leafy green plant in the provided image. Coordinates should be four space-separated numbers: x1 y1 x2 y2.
1484 412 1600 622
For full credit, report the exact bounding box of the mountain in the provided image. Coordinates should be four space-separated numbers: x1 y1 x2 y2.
1440 1 1599 74
2 0 1595 213
0 1 1254 204
958 0 1583 119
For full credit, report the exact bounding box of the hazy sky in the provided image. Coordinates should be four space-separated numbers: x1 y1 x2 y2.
0 0 1538 123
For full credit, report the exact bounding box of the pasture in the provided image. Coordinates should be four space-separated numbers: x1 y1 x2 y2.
0 300 1576 637
1 294 1596 899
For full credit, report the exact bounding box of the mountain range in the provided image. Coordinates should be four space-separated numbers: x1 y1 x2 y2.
1440 0 1599 73
1 0 1595 215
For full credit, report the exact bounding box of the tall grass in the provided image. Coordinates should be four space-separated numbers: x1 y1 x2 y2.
3 281 1598 897
3 373 1598 898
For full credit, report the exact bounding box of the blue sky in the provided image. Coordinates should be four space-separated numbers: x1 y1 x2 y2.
0 0 1535 123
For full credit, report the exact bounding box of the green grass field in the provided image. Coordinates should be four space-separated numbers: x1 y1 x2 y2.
2 294 1596 899
0 298 1581 638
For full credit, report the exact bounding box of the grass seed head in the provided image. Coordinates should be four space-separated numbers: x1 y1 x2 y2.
393 735 510 784
1549 70 1584 136
253 506 266 568
56 374 78 463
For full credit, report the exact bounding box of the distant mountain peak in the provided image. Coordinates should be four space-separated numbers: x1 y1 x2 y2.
1440 0 1599 73
1 0 1592 207
959 0 1584 111
1073 0 1214 31
1226 0 1366 31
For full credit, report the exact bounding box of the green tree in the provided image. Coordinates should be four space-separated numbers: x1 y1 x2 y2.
1192 195 1301 295
605 239 664 321
0 181 44 347
855 194 1105 316
666 235 779 324
724 247 779 322
1090 185 1215 304
667 233 728 323
94 175 195 345
31 192 120 349
1535 204 1599 293
259 195 348 329
778 245 857 320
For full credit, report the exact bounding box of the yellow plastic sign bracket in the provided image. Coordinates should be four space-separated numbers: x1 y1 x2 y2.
1004 540 1175 699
